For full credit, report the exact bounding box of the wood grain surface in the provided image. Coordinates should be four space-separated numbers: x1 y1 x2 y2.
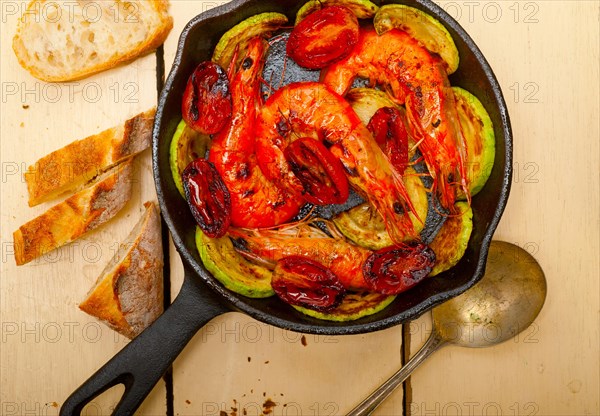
407 2 600 416
1 1 598 415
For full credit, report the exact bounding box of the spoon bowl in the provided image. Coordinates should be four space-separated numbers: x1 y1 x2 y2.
435 240 546 347
348 240 547 415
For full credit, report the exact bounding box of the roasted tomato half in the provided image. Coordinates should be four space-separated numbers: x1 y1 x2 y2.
182 61 232 135
287 6 359 69
272 256 346 311
182 158 231 238
367 107 410 175
363 243 436 294
284 137 350 205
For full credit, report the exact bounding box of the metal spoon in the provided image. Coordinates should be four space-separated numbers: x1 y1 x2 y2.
348 241 547 416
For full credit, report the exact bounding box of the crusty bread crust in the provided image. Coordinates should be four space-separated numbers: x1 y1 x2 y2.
14 159 134 266
12 1 173 82
25 108 155 206
79 202 163 339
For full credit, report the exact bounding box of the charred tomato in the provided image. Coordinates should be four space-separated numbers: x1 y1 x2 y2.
272 256 346 311
284 137 349 205
367 107 410 175
182 158 231 238
182 61 232 135
363 243 436 294
287 6 359 69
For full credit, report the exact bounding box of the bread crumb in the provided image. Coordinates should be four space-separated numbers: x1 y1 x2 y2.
263 399 277 415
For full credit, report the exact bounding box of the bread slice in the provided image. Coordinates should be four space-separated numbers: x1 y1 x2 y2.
12 0 173 82
25 108 154 207
14 159 133 266
79 202 164 339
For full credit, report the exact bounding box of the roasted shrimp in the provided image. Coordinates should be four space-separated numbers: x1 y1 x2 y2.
255 81 418 242
322 28 470 210
230 222 435 294
209 38 303 228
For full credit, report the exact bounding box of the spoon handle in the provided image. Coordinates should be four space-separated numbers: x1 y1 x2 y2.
347 330 447 416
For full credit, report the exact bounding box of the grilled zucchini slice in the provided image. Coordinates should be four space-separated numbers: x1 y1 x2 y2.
295 0 379 24
346 87 400 125
374 4 459 74
212 13 288 69
196 228 275 298
453 87 496 197
346 87 417 159
169 119 210 197
333 168 429 250
294 291 396 321
429 201 473 276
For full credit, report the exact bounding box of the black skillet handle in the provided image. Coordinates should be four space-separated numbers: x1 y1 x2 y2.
60 273 229 416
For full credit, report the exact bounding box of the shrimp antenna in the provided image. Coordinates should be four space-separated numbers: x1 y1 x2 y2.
260 71 275 100
278 54 288 90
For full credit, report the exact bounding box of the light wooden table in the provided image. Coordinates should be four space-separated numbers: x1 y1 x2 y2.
1 1 598 415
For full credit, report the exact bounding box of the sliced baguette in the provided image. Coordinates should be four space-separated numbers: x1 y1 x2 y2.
14 159 133 266
79 202 164 339
13 0 173 82
25 108 155 206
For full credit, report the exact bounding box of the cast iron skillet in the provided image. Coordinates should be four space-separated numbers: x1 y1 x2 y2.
61 0 512 413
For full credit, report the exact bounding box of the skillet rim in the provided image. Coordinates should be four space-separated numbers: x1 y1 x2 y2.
152 0 513 335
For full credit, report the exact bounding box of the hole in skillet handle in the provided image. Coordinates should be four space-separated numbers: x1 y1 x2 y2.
59 273 229 416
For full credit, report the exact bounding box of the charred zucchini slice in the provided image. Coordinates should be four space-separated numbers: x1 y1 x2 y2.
346 87 400 125
334 203 393 250
294 291 396 321
196 228 275 298
212 13 288 69
453 87 496 197
346 87 417 158
429 201 473 276
374 4 459 74
169 119 211 197
295 0 379 24
333 168 429 250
